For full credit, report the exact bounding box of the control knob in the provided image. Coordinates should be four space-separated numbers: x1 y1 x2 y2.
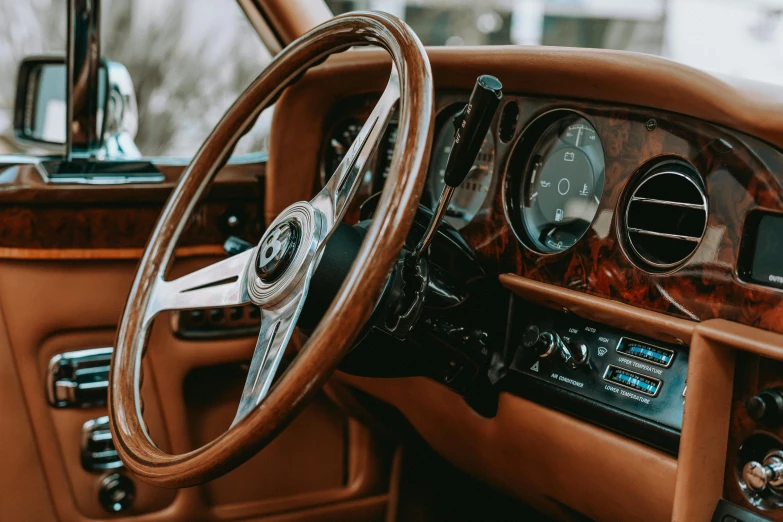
521 325 557 358
520 326 589 369
742 450 783 492
560 338 589 369
745 388 783 426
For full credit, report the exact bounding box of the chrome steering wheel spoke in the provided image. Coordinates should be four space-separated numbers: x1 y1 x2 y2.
144 249 254 324
227 67 400 426
311 64 400 238
232 275 310 426
141 66 401 429
228 68 402 425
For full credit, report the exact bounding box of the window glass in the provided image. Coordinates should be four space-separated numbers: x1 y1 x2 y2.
0 1 66 155
0 0 273 158
101 0 273 158
327 0 783 87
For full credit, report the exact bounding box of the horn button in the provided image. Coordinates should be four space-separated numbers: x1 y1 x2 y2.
255 221 301 283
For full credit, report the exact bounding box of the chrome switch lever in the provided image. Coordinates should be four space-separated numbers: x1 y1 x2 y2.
560 338 589 369
47 347 113 408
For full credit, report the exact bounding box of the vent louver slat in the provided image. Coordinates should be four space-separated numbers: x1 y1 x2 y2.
623 164 707 271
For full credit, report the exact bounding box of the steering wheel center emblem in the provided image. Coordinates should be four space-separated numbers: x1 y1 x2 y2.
255 221 300 282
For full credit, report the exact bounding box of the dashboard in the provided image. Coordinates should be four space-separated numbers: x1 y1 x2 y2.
318 88 783 509
320 92 783 332
268 46 783 522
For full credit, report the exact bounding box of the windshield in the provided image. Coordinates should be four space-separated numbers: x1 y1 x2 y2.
0 0 271 158
327 0 783 87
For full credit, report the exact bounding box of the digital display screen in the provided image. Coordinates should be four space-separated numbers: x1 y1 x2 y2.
750 213 783 289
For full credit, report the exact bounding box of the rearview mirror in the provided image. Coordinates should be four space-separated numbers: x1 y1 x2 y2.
14 56 140 158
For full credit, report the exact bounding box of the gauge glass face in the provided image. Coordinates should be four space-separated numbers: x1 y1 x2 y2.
323 119 362 184
428 110 495 229
520 116 604 253
372 123 399 192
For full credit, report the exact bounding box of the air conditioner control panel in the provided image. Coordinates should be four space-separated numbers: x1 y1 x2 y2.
507 305 688 447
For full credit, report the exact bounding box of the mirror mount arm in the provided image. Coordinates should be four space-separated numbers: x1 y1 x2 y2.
66 0 104 160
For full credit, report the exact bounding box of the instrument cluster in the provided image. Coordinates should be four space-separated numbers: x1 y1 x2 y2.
320 103 496 230
320 100 606 253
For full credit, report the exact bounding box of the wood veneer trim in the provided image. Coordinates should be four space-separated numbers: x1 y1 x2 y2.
274 54 783 335
0 245 226 261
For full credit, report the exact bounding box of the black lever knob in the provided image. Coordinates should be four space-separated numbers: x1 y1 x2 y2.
443 75 502 188
408 75 502 263
746 389 783 425
521 325 557 358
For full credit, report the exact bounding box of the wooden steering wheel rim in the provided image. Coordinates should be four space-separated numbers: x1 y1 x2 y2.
109 11 433 488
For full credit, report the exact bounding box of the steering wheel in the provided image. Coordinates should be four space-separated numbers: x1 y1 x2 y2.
108 11 433 488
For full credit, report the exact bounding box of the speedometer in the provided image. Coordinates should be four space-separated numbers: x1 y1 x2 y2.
507 111 605 253
428 107 495 229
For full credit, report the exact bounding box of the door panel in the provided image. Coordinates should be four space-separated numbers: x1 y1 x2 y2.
184 365 347 505
0 298 56 521
0 257 393 520
38 329 176 518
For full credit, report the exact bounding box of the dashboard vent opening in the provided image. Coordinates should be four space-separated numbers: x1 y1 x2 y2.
499 101 519 143
623 162 708 271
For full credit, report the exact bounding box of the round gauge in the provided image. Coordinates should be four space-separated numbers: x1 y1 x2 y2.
510 113 604 253
372 122 399 192
428 109 495 229
322 119 362 184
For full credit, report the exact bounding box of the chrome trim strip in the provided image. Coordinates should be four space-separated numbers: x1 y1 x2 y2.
629 196 706 209
44 174 165 185
627 227 701 242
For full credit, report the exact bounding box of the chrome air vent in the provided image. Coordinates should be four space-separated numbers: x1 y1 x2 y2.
622 162 707 271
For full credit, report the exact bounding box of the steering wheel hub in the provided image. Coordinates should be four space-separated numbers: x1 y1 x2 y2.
246 201 323 307
255 220 300 282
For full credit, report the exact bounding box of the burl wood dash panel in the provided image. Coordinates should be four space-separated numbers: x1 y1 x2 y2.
457 96 783 334
0 202 262 250
0 163 265 255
